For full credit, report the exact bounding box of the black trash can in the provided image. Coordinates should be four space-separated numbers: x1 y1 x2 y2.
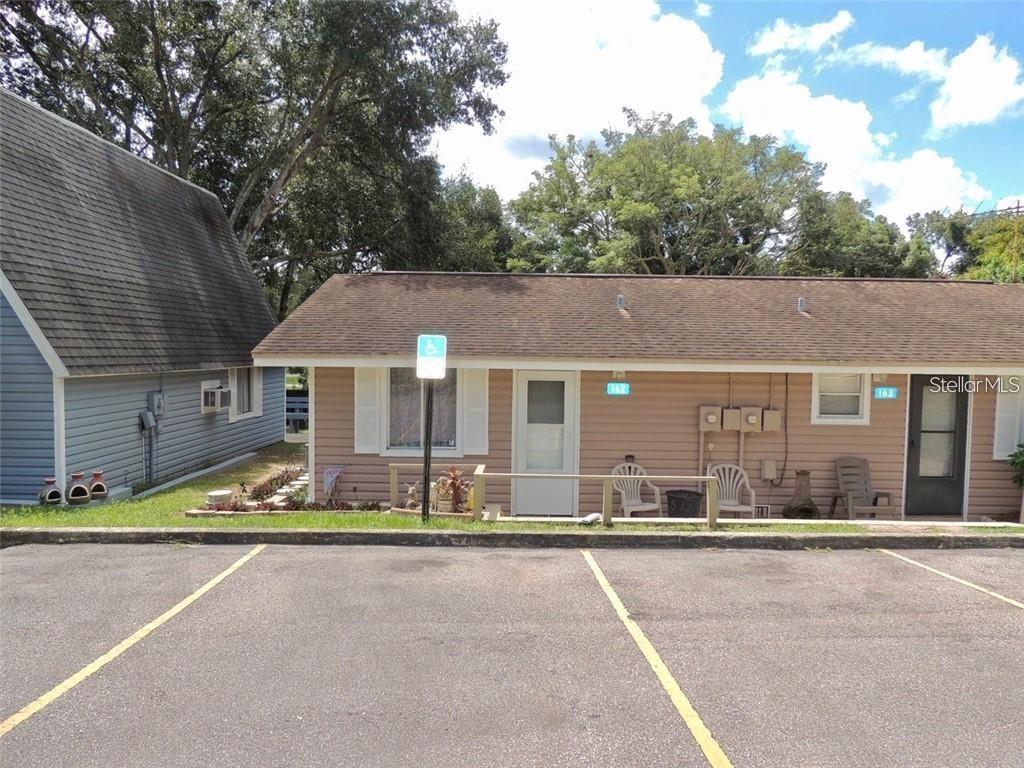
666 489 704 518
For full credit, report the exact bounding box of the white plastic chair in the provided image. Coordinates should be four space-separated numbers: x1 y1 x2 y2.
611 463 662 517
707 463 757 518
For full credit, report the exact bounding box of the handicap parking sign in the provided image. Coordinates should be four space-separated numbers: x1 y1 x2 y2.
416 334 447 379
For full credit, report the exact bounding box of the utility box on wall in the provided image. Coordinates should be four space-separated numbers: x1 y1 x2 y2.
762 409 782 432
740 407 763 432
147 391 166 419
721 408 742 431
699 406 722 431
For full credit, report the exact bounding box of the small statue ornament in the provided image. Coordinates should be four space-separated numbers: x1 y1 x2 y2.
405 482 419 510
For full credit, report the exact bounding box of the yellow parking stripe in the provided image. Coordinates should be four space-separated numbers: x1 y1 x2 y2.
581 550 734 768
877 549 1024 610
0 544 266 737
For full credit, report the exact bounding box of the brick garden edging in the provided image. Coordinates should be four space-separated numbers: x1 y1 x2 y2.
2 527 1023 550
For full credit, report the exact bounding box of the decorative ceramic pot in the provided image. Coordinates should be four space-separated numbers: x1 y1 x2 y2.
38 477 63 506
89 470 109 500
782 470 819 519
65 471 91 505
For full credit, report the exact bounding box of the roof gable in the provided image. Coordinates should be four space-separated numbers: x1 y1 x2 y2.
0 90 276 375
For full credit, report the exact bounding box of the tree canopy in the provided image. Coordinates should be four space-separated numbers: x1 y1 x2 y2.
511 113 934 278
3 3 1019 319
2 0 508 315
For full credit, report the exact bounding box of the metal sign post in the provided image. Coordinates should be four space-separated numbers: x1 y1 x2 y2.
421 380 434 523
416 334 447 522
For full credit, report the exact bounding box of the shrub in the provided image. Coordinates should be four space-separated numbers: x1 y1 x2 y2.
277 496 353 512
435 465 471 513
1009 443 1024 489
248 467 302 501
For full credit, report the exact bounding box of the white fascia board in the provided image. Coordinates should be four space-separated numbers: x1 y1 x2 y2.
253 354 1024 377
0 269 70 377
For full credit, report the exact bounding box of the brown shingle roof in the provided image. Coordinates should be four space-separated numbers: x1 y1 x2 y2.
254 272 1024 365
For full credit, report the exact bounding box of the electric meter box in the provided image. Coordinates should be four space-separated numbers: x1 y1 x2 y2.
699 406 722 432
740 407 763 433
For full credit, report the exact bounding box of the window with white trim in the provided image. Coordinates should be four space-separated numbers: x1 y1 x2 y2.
386 367 458 453
993 376 1024 460
811 373 871 425
229 367 263 422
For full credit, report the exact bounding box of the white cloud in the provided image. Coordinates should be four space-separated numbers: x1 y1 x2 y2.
748 10 853 57
929 35 1024 134
722 70 988 223
827 40 947 81
695 2 712 18
434 0 724 199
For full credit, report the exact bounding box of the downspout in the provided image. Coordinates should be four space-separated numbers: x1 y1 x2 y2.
53 375 66 492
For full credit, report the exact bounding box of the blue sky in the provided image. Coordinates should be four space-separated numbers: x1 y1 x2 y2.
435 1 1024 225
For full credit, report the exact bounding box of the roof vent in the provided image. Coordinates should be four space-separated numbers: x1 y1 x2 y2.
616 294 626 311
797 296 808 313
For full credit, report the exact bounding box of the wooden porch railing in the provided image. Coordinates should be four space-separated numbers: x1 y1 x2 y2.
389 463 720 529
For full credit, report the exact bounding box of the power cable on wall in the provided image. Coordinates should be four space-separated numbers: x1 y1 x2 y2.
767 374 790 516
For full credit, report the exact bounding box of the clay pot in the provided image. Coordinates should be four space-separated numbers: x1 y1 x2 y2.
38 477 63 506
65 471 91 505
89 470 108 500
782 469 819 519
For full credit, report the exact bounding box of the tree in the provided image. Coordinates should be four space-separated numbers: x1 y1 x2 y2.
514 113 827 275
1 0 509 289
906 209 973 274
436 175 519 272
783 191 934 278
509 134 608 273
963 215 1024 282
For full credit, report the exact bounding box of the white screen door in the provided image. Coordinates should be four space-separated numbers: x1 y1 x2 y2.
513 371 578 516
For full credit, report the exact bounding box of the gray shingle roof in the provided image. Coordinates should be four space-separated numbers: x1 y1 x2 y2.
255 272 1024 366
0 89 276 375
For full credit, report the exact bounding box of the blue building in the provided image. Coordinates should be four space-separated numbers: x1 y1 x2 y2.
0 90 284 504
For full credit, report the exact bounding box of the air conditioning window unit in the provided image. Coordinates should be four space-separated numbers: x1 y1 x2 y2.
201 380 230 414
202 388 219 414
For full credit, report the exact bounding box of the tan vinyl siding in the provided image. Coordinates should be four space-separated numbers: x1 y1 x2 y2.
312 367 513 508
312 366 1018 519
967 382 1021 520
578 371 907 518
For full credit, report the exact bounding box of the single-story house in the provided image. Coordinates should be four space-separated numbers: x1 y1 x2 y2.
0 89 283 504
253 272 1024 522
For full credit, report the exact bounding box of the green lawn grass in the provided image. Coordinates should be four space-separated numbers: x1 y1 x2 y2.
6 444 1006 535
0 442 306 529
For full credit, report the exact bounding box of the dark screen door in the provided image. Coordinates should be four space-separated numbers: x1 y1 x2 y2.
905 375 969 517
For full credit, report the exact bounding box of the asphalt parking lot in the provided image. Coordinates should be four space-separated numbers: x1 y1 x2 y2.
1 545 1022 768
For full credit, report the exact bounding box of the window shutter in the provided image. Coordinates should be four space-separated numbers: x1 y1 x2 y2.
993 380 1023 460
253 367 264 418
462 368 489 455
354 368 381 454
227 368 238 422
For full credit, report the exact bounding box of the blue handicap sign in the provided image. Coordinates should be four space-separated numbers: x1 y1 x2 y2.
417 334 447 359
416 334 447 379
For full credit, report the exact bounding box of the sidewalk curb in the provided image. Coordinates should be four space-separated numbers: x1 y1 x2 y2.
2 527 1022 550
